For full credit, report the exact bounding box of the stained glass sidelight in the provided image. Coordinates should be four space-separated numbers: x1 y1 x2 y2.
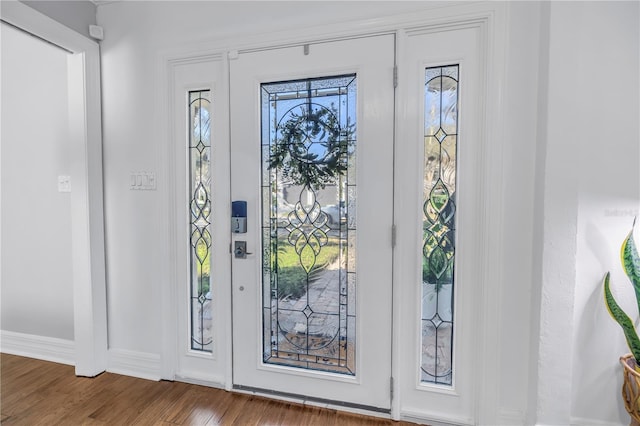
421 65 459 385
261 75 357 375
189 90 213 352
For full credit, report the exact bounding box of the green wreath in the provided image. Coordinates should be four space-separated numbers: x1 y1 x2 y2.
268 104 353 189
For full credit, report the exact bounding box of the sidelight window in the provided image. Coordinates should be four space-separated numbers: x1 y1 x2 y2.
421 65 459 386
188 90 213 352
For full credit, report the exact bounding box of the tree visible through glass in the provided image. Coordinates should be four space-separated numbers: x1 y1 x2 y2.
261 75 357 375
421 65 458 385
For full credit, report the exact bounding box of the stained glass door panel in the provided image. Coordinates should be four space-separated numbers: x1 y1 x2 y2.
261 76 357 375
231 35 394 409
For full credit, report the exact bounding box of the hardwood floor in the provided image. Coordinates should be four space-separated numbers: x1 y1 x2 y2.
1 354 418 425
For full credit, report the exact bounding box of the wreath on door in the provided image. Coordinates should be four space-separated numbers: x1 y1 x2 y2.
268 103 353 189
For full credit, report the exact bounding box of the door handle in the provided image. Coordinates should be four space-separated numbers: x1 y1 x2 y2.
234 241 252 259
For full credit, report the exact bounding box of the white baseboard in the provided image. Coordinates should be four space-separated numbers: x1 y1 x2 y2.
400 408 473 426
499 408 525 425
175 372 225 389
0 330 75 365
535 420 625 426
570 417 626 426
107 348 161 381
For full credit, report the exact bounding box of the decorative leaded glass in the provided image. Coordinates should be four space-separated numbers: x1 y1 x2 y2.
189 90 212 352
261 75 356 375
421 65 458 385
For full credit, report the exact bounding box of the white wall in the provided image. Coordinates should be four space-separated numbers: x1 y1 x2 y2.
569 1 640 424
1 22 74 341
536 2 640 425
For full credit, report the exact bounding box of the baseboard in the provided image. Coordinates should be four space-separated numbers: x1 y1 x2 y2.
107 348 161 381
499 408 525 425
175 372 225 389
570 416 626 426
400 408 473 426
0 330 75 365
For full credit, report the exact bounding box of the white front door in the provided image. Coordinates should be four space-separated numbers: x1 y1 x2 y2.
229 35 395 410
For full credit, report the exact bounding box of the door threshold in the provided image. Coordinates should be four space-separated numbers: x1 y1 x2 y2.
232 384 391 416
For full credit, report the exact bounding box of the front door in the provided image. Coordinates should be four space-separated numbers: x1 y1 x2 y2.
230 35 395 410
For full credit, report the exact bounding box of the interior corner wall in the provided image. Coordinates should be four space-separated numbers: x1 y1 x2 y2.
534 2 640 425
534 2 581 424
0 22 75 341
527 1 551 424
498 2 542 422
568 1 640 425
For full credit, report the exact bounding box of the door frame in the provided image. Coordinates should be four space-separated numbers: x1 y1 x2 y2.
1 1 108 377
160 2 508 423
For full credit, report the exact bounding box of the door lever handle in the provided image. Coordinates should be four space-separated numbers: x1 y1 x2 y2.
234 241 252 259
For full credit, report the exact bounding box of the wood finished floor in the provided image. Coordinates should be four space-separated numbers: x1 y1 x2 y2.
1 354 419 425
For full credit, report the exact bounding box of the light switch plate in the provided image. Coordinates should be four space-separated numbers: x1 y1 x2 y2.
129 171 157 190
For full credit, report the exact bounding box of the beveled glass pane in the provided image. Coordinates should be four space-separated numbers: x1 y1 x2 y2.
347 151 357 185
347 272 356 316
421 319 452 385
421 66 458 385
191 296 212 352
424 68 458 139
188 90 213 352
347 231 356 271
261 145 271 186
347 186 357 230
424 80 442 136
440 135 457 193
440 77 458 136
261 75 356 375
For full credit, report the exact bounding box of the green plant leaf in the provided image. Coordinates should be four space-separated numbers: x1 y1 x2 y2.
604 272 640 361
621 218 640 315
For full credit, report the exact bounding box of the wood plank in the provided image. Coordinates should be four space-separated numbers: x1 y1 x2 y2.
1 354 419 426
129 381 191 426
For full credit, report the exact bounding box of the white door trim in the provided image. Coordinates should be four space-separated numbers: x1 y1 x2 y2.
0 1 107 377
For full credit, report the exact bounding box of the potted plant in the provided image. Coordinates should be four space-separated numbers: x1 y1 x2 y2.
604 218 640 426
